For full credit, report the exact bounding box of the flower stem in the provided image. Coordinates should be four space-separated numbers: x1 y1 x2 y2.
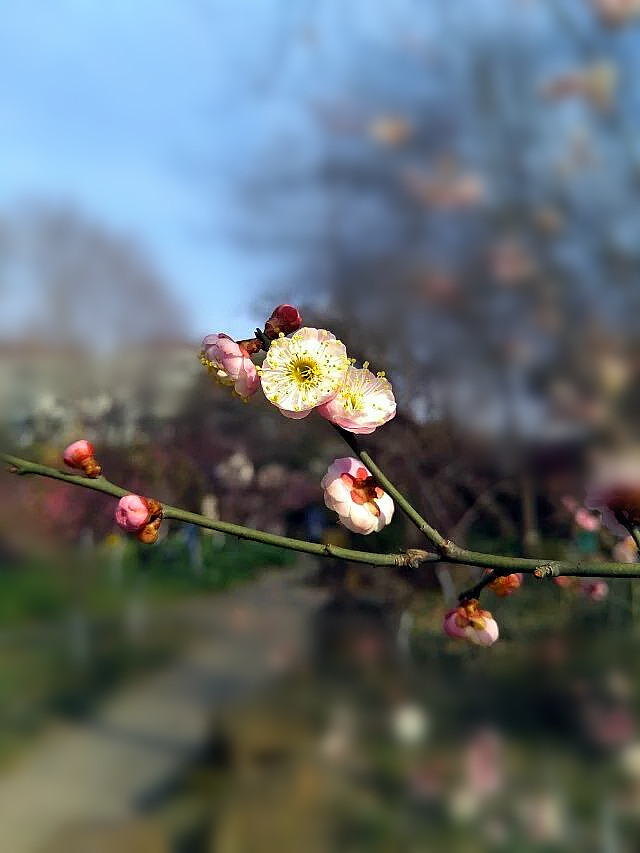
458 570 500 603
331 425 448 550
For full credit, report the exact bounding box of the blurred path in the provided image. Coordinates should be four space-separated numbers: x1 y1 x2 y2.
0 565 324 853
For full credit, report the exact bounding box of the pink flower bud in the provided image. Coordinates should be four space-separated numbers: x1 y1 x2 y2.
443 600 499 647
264 304 303 338
200 333 260 399
321 457 394 535
63 440 102 478
115 494 151 533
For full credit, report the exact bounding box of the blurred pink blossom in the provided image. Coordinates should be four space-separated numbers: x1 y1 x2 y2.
581 579 609 601
574 507 600 532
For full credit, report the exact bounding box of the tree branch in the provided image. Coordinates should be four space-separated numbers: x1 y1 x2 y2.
331 425 448 551
0 452 435 570
3 451 640 580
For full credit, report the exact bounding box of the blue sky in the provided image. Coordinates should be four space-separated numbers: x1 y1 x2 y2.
0 0 315 340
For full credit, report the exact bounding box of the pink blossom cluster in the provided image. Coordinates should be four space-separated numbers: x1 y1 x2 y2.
201 305 396 435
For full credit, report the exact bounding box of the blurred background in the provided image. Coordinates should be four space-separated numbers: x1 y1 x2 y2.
2 0 640 850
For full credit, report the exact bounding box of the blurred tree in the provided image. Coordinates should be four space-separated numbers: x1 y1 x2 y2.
225 0 640 552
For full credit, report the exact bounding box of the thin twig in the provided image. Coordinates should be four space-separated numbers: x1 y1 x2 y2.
331 425 448 551
458 570 500 603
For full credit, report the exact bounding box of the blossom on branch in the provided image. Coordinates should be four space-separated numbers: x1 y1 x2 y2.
63 440 102 478
115 495 151 532
318 364 396 434
488 572 523 597
585 456 640 536
200 333 260 400
115 494 163 544
443 600 499 646
260 327 349 419
322 457 394 534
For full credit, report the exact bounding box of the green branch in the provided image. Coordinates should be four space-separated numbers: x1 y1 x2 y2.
0 452 435 570
3 451 640 580
332 425 448 550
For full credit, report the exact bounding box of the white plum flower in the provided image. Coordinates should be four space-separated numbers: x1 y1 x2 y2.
260 327 349 419
318 364 396 434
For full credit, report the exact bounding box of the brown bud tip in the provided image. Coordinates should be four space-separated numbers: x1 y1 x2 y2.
81 458 102 478
237 337 262 356
145 499 164 521
264 304 302 339
137 516 162 545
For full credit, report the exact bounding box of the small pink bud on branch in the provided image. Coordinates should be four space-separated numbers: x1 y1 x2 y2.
115 495 163 544
63 440 102 478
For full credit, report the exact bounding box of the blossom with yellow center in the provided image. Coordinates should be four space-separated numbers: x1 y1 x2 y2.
259 327 349 418
318 364 396 434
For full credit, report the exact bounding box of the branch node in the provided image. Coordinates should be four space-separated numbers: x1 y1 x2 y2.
533 563 557 579
404 548 431 568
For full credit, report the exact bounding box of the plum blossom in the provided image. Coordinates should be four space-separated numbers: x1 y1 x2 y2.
318 364 396 434
260 327 349 419
63 439 102 478
585 455 640 536
581 579 609 601
575 507 600 532
488 572 523 597
200 333 260 400
115 495 151 532
613 536 638 564
443 600 499 647
321 457 394 534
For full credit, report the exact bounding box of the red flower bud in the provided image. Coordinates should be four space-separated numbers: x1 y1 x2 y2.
264 304 302 339
63 440 102 478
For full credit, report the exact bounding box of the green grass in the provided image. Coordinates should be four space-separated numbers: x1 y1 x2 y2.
0 535 295 627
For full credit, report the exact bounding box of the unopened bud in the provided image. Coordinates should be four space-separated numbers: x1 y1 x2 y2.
137 516 162 545
63 440 102 478
115 494 151 532
115 494 163 543
263 304 302 339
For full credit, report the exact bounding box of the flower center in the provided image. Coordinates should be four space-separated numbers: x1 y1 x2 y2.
344 392 363 412
289 357 320 387
341 468 384 516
